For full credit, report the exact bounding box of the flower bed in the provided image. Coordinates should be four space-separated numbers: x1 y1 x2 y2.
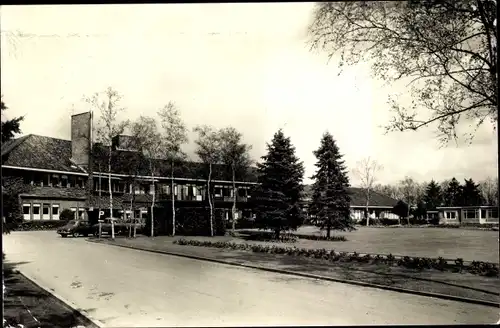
173 238 499 277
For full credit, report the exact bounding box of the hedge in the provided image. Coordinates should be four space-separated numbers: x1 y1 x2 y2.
173 239 499 277
13 221 67 231
145 207 226 236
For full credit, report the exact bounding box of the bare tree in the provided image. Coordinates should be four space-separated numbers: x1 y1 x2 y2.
86 87 128 240
127 120 154 238
158 102 188 237
353 157 383 226
308 1 497 144
373 183 403 200
398 176 419 225
219 127 252 233
194 125 222 237
139 116 163 238
479 176 499 205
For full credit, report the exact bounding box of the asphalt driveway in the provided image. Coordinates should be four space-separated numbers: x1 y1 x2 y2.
3 231 498 327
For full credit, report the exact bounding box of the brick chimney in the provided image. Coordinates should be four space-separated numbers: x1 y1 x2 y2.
70 111 92 169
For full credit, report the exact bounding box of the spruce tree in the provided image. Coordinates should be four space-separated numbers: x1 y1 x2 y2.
253 129 304 239
309 132 353 237
461 178 483 206
444 178 462 206
423 180 443 210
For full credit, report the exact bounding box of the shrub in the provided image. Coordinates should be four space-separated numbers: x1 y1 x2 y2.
296 234 347 242
147 206 226 236
59 209 74 221
14 221 67 231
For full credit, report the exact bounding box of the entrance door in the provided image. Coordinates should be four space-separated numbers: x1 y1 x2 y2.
32 204 41 220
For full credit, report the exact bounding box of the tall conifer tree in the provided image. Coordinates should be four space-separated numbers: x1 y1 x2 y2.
310 132 353 237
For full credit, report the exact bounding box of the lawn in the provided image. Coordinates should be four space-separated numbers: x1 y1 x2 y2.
3 259 98 328
240 226 499 263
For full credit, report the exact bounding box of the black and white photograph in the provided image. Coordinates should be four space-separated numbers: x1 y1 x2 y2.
1 2 499 327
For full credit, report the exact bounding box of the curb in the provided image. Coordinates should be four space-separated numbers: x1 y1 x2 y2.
88 239 500 309
14 269 106 328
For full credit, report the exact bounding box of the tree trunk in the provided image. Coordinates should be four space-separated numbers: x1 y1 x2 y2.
326 225 331 238
365 190 370 226
98 165 102 230
208 163 214 237
132 183 137 238
231 164 237 233
109 146 115 240
150 162 155 238
171 162 176 237
128 196 132 238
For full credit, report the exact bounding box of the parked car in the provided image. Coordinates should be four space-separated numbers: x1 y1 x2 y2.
57 220 94 238
91 218 140 236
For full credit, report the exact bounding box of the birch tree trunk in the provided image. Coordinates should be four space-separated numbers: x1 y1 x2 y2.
231 164 237 233
365 190 370 227
171 162 176 237
208 162 214 237
132 191 137 238
109 145 115 239
150 161 155 238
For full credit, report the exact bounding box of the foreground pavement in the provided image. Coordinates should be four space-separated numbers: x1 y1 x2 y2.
3 231 499 327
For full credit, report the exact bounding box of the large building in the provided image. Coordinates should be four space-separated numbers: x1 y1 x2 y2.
1 112 258 224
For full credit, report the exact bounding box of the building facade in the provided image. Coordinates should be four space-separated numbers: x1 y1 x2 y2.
1 112 258 224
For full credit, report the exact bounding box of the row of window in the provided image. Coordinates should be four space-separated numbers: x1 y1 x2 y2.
444 208 499 220
22 203 86 220
18 172 254 197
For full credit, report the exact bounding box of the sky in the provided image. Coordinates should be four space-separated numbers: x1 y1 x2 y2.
1 4 498 186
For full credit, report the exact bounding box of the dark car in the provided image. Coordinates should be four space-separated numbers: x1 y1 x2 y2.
92 218 144 237
57 220 94 238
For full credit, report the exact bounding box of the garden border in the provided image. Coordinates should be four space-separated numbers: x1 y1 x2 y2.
87 238 500 309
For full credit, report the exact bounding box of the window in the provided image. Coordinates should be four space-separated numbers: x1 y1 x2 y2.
50 174 60 187
23 204 31 215
33 173 44 187
484 208 499 219
162 185 170 195
42 204 50 215
445 211 456 219
214 186 222 197
61 175 68 188
52 205 59 215
33 205 40 215
78 177 85 189
463 209 477 220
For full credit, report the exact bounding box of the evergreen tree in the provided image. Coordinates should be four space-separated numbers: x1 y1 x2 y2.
1 99 24 145
252 129 305 238
443 178 462 206
423 180 443 210
309 132 353 237
461 178 483 206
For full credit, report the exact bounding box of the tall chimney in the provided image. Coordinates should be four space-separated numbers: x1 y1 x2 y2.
70 111 92 169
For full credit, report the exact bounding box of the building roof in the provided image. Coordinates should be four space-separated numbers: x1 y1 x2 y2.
2 134 258 183
2 134 84 173
19 186 87 199
303 184 398 208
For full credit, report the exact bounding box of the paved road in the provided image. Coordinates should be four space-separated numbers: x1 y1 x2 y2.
3 231 499 327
